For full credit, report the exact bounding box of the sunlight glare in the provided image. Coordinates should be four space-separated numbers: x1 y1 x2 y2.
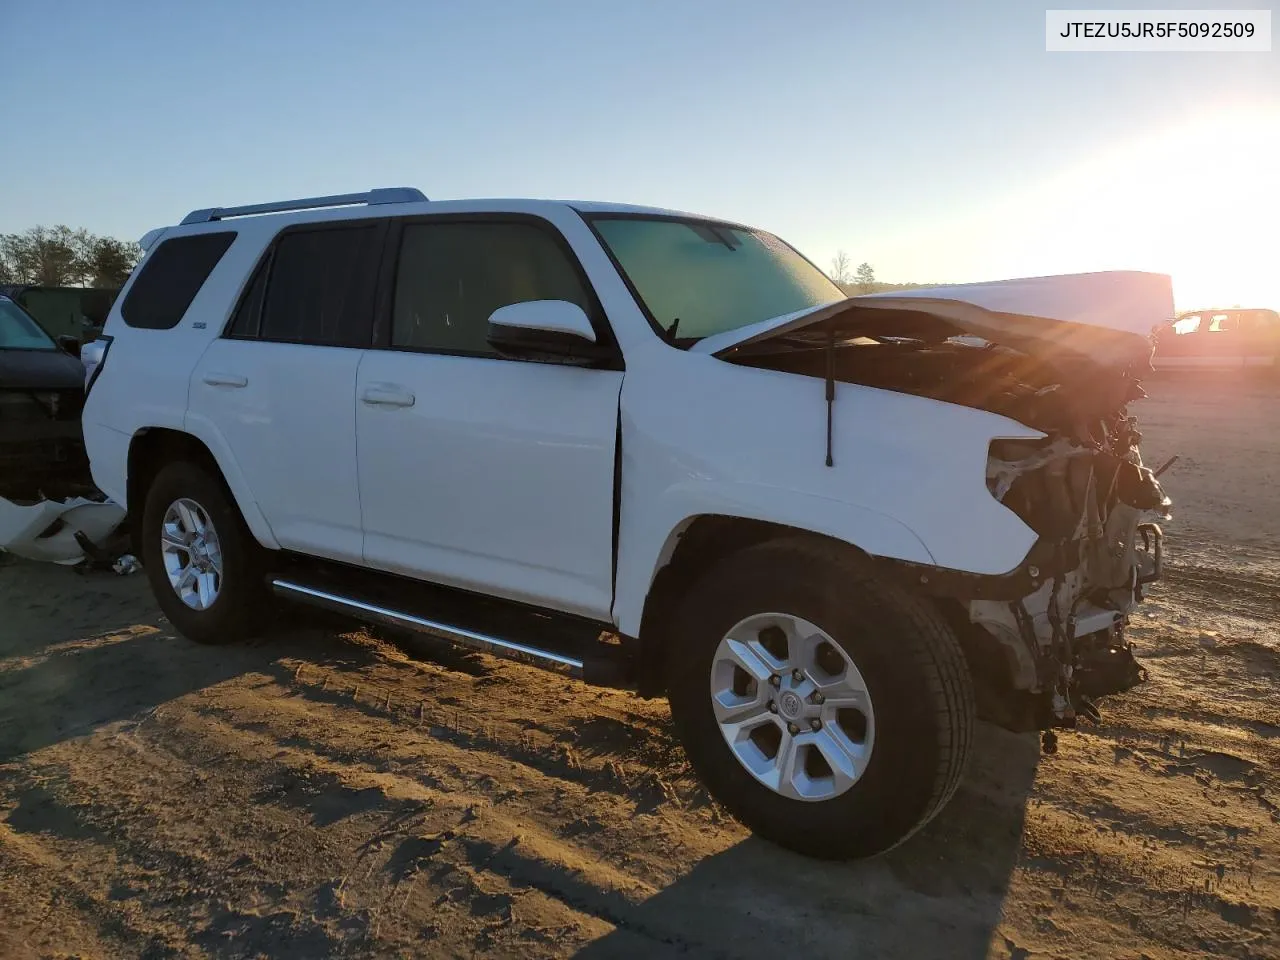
869 104 1279 311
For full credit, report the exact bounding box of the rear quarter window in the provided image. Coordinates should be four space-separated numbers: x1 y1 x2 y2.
120 232 236 330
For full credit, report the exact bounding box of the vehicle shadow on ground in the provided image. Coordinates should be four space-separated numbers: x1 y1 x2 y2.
573 723 1041 960
0 561 374 762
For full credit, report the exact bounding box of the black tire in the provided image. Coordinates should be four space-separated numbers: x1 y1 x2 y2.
665 535 975 860
140 459 270 645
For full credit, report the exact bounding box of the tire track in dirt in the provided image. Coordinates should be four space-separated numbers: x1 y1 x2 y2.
1017 801 1276 960
1160 564 1280 625
243 663 695 811
0 819 164 960
102 676 721 950
2 637 1043 958
3 713 639 955
106 697 758 955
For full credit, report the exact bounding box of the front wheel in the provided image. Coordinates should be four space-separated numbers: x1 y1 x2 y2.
140 460 270 644
665 536 975 860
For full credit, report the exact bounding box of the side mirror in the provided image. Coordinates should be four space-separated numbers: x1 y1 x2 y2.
56 335 81 358
486 300 612 365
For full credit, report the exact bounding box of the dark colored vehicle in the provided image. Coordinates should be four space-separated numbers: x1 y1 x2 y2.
0 285 119 344
0 295 95 502
1152 307 1280 371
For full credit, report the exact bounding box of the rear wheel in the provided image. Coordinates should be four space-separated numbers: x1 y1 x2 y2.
140 460 269 644
665 536 975 859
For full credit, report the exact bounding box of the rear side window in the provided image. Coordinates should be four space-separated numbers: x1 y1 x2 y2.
120 232 236 329
226 257 270 339
391 220 592 355
255 225 382 347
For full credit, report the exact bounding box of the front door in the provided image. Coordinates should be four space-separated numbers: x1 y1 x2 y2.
355 218 624 620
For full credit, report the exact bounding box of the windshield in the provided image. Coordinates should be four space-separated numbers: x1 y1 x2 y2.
0 297 57 350
589 215 845 342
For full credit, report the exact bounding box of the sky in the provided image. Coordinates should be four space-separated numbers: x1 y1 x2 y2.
1 0 1276 309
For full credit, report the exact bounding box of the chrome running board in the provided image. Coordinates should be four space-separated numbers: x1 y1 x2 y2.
271 578 585 677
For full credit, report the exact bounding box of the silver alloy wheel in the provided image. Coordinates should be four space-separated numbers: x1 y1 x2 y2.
710 612 875 802
160 497 223 611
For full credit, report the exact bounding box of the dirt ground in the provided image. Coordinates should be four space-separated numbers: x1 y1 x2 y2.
1 372 1276 960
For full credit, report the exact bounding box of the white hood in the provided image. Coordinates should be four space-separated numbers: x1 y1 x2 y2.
691 270 1175 367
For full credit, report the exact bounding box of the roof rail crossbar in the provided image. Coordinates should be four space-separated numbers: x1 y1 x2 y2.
180 187 428 225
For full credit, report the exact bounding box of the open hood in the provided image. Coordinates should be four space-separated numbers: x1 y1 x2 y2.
691 270 1175 369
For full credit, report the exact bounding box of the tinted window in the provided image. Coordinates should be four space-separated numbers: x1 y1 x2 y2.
391 221 591 354
259 225 381 347
226 256 270 338
120 232 236 329
0 297 56 349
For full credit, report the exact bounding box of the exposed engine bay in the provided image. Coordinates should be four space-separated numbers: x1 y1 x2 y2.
727 300 1173 750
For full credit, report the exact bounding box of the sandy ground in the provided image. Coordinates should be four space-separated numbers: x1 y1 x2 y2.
0 372 1276 959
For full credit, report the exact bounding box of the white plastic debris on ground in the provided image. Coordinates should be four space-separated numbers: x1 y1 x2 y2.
0 496 126 566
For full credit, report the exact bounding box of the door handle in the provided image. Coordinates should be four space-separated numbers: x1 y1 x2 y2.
202 372 248 388
361 386 415 408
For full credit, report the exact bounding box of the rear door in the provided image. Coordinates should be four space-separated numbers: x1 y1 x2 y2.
187 220 386 564
355 216 624 619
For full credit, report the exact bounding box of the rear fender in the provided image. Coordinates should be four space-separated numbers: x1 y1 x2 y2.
133 421 280 551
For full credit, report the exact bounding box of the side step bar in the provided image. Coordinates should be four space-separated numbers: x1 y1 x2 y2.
271 579 585 678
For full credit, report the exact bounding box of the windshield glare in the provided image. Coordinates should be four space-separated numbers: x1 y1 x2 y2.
590 216 845 341
0 298 57 350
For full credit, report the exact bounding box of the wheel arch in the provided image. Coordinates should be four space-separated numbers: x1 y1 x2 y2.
125 427 279 555
631 514 905 697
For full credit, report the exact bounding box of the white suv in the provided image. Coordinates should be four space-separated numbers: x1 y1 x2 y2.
81 187 1172 859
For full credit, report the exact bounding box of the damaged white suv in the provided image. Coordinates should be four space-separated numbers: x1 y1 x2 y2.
81 188 1172 859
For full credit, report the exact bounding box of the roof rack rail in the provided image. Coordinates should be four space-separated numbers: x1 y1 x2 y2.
179 187 428 225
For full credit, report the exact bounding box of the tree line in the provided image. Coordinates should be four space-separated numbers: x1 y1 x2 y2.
0 226 141 289
829 250 934 296
1 227 930 298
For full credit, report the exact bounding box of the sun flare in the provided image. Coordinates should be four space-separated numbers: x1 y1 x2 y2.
1030 104 1280 311
873 103 1279 313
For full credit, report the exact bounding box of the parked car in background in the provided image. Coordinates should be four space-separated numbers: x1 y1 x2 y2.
0 285 120 345
81 187 1172 859
1152 306 1280 371
0 293 128 566
0 294 98 503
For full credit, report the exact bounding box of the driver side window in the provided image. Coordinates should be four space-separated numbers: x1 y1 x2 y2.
390 221 593 356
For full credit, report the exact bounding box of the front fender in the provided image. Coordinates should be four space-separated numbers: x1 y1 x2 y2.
611 348 1045 637
612 480 936 637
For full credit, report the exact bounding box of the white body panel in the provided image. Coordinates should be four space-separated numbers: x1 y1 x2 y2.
858 271 1175 338
83 226 284 550
607 344 1043 636
694 271 1174 368
355 351 623 619
187 339 365 563
0 496 126 565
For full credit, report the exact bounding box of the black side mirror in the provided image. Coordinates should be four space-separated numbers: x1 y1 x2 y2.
56 335 81 358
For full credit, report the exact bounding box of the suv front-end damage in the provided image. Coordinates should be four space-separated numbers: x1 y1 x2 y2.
703 272 1176 748
853 349 1173 747
967 394 1171 744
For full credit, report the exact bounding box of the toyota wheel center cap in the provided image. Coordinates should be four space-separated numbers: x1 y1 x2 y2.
779 690 803 719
